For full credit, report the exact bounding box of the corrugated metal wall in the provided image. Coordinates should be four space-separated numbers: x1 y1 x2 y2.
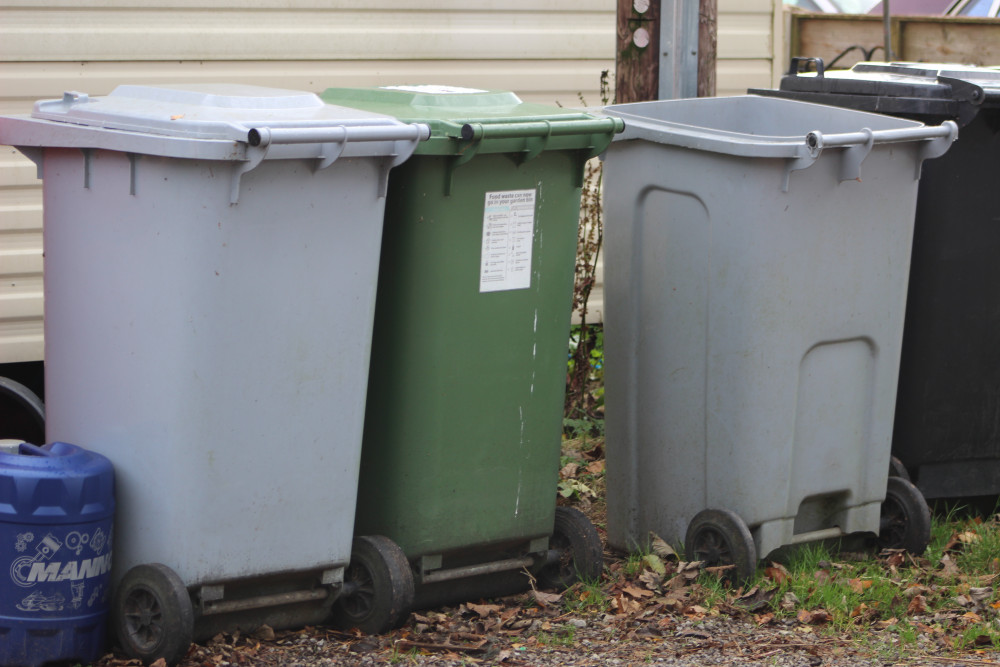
0 1 782 360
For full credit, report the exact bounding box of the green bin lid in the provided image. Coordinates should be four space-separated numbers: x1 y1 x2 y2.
320 84 622 156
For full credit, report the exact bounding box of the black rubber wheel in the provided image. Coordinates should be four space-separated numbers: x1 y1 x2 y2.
0 376 45 445
878 475 932 555
685 508 757 586
331 535 414 634
113 563 194 666
888 456 911 482
536 506 604 590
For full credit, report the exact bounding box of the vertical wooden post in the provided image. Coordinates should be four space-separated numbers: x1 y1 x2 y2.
697 0 717 97
616 0 661 103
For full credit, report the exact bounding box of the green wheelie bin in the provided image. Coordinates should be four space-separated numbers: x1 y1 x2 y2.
320 85 621 616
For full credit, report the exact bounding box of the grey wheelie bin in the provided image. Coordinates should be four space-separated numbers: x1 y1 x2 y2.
752 61 1000 507
0 84 429 665
601 95 956 582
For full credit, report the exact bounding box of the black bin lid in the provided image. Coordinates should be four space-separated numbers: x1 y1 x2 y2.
750 58 1000 126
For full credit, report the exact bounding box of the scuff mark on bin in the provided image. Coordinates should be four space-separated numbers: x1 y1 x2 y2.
515 405 525 518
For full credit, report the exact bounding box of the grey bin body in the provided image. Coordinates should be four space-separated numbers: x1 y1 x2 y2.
600 95 955 560
0 85 427 642
752 62 1000 502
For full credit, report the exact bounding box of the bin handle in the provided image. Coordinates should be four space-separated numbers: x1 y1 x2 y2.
459 117 625 159
246 123 431 148
805 120 958 182
788 57 825 78
226 123 430 204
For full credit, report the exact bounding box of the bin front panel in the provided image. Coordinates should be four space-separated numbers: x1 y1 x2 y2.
356 150 583 557
41 148 388 586
603 126 922 557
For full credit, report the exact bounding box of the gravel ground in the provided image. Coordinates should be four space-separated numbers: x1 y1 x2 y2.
95 598 1000 667
154 615 984 667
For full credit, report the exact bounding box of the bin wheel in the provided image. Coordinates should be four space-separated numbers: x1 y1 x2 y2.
878 475 931 555
888 456 911 482
536 506 604 590
113 563 194 667
331 535 414 634
685 508 757 586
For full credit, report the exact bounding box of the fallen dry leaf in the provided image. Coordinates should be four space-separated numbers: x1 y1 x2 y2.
907 595 928 615
465 602 501 618
624 585 655 599
849 578 873 594
640 568 664 590
559 462 580 479
938 554 961 579
531 589 562 607
644 553 667 576
958 530 980 545
650 533 679 561
797 608 831 625
764 562 790 585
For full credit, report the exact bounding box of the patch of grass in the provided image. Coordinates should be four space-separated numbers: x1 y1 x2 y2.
562 579 612 615
622 550 651 579
535 624 576 647
735 511 1000 660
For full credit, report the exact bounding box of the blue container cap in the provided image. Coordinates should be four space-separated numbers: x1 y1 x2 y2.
0 442 115 524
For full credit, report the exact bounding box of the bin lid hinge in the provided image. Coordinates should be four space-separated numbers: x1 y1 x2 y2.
229 142 268 205
837 128 874 184
781 153 819 192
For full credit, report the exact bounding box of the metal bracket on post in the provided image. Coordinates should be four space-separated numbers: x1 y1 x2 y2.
659 0 700 100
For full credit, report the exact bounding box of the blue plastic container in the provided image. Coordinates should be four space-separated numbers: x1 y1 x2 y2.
0 442 115 667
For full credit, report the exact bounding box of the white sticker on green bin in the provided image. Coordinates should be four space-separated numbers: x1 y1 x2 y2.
479 189 536 293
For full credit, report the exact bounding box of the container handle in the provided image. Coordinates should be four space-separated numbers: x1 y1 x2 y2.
246 123 430 148
227 123 430 204
788 57 825 78
18 442 54 457
805 120 958 181
459 117 625 159
460 117 624 142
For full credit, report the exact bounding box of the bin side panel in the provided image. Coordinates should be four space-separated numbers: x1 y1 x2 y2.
43 148 387 585
892 111 1000 499
356 151 583 559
